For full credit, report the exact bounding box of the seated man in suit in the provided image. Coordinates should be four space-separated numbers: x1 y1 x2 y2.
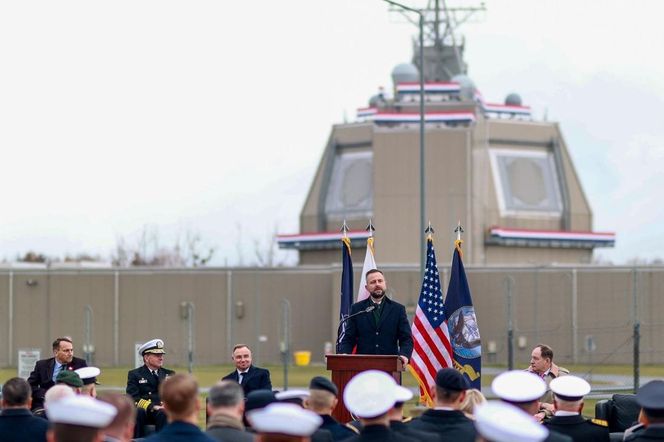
126 338 175 438
222 344 272 396
27 336 87 411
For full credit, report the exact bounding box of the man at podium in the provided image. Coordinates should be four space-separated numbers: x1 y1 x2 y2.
338 269 413 365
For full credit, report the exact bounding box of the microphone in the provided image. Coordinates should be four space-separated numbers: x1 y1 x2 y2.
339 305 375 325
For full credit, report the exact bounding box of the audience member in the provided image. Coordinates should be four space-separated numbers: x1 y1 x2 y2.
342 370 417 442
526 344 569 419
56 370 84 392
387 383 438 442
76 366 101 398
46 395 117 442
28 337 87 411
544 375 609 442
304 376 357 441
248 402 322 442
98 393 136 442
126 338 174 437
491 370 572 442
408 368 476 441
0 377 49 441
206 381 254 442
143 373 214 441
475 401 548 442
222 344 272 396
460 388 486 418
626 380 664 441
43 384 76 415
244 390 277 429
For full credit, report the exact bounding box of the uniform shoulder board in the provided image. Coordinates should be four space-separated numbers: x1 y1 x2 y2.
402 416 413 423
591 418 608 427
344 423 360 434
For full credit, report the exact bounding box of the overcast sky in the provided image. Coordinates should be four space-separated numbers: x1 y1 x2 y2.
1 0 663 266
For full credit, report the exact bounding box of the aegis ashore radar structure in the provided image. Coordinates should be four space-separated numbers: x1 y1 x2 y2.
278 2 614 266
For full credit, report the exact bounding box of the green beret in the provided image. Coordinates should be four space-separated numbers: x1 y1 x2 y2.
56 370 83 388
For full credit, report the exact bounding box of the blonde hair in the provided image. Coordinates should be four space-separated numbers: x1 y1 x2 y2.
460 388 486 415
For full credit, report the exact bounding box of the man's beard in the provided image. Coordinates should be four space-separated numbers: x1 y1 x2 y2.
370 290 385 300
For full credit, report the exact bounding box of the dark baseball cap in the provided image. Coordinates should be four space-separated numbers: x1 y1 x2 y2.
309 376 338 396
435 368 469 391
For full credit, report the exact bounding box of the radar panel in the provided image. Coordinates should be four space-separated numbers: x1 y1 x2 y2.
324 150 373 221
489 149 563 216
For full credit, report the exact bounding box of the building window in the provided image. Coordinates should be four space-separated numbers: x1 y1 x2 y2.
324 150 373 220
489 148 563 216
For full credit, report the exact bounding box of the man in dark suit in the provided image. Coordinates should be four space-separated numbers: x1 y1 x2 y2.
27 336 87 411
126 338 175 438
0 377 49 441
222 344 272 396
338 269 413 364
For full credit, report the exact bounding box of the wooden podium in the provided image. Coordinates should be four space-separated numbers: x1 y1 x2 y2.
325 354 404 423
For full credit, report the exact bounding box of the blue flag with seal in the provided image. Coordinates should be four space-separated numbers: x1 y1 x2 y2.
443 240 481 389
336 236 353 352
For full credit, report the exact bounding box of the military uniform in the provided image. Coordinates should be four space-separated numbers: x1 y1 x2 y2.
126 339 174 438
624 380 664 442
544 415 609 442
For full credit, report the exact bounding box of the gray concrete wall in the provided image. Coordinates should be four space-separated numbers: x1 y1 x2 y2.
0 265 660 368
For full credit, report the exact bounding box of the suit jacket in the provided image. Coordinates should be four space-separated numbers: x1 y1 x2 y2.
222 365 272 396
27 356 87 410
126 364 175 407
144 421 215 442
544 414 609 442
0 408 49 442
408 409 477 442
337 297 413 358
625 424 664 441
340 424 418 442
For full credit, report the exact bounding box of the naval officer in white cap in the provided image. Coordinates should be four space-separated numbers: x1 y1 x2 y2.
544 375 608 442
46 395 117 442
76 366 101 398
126 338 175 438
491 370 572 442
248 403 323 442
342 370 416 442
475 401 549 442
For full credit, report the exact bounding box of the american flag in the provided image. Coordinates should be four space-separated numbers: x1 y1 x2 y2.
408 236 454 406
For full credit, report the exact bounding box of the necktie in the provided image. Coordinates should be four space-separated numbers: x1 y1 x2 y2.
238 371 245 384
152 370 159 383
52 363 62 382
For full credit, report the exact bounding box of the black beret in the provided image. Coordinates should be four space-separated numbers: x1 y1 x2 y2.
637 380 664 411
309 376 338 396
435 368 469 391
245 390 277 412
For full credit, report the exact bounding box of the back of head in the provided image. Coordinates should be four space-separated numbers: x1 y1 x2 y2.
160 373 199 420
2 378 32 407
435 368 469 407
1 377 31 407
460 388 487 415
45 385 76 410
98 393 136 434
306 389 336 414
209 381 244 408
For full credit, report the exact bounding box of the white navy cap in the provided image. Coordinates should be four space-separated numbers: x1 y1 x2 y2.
48 395 117 428
138 339 166 355
343 370 397 418
475 401 548 442
275 389 310 401
491 371 546 403
75 366 101 385
550 375 591 401
248 403 322 436
394 385 413 403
